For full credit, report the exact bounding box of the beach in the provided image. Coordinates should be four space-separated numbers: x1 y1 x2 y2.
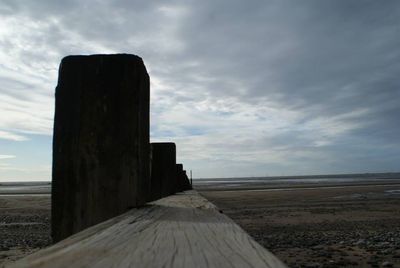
1 174 400 267
0 195 51 267
200 180 400 267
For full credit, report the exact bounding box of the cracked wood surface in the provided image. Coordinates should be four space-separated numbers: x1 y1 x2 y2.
8 191 287 268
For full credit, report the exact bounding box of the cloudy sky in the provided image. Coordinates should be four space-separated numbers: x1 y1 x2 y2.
1 0 399 181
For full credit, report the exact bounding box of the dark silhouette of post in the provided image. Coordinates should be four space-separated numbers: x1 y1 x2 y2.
182 170 192 190
176 164 184 192
149 143 176 201
52 54 150 242
176 164 192 192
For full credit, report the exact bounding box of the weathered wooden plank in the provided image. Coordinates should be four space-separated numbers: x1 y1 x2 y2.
9 191 287 268
52 54 150 242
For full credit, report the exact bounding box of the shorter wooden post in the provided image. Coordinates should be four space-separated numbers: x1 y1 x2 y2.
176 164 184 192
176 164 192 192
149 143 177 201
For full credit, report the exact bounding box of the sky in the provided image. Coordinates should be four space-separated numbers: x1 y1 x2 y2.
0 0 399 181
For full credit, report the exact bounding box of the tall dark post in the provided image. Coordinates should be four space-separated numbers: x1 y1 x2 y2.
149 143 176 201
52 54 150 242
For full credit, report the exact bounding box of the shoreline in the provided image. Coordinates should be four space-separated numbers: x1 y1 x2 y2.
194 180 400 191
0 194 51 197
198 182 400 193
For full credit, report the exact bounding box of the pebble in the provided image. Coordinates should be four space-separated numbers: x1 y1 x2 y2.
303 262 321 268
382 261 393 267
355 239 366 245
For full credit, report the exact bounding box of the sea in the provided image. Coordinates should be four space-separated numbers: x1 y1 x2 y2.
0 181 51 195
1 172 400 195
193 172 400 191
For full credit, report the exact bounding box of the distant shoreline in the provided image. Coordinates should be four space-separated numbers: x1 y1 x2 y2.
0 193 51 196
198 182 400 192
2 172 400 195
195 172 400 181
1 171 400 184
194 173 400 192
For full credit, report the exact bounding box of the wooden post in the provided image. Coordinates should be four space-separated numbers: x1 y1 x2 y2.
176 164 184 192
182 170 192 190
52 54 150 242
149 143 176 201
176 164 192 192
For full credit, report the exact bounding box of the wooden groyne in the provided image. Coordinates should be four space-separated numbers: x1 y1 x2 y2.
8 54 286 267
9 191 286 268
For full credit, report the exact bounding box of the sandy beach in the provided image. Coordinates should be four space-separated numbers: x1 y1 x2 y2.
1 176 400 267
200 183 400 267
0 195 51 267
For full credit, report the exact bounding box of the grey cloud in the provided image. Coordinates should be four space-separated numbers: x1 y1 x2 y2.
1 0 399 176
173 1 400 142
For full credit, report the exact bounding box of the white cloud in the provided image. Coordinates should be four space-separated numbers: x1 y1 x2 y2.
0 154 16 160
0 130 28 141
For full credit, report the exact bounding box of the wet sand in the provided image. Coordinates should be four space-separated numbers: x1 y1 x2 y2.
0 195 51 267
200 183 400 268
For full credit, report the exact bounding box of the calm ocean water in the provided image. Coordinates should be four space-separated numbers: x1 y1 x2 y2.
193 173 400 191
1 173 399 194
0 181 51 195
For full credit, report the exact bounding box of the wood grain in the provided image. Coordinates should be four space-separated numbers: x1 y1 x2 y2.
8 191 287 268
